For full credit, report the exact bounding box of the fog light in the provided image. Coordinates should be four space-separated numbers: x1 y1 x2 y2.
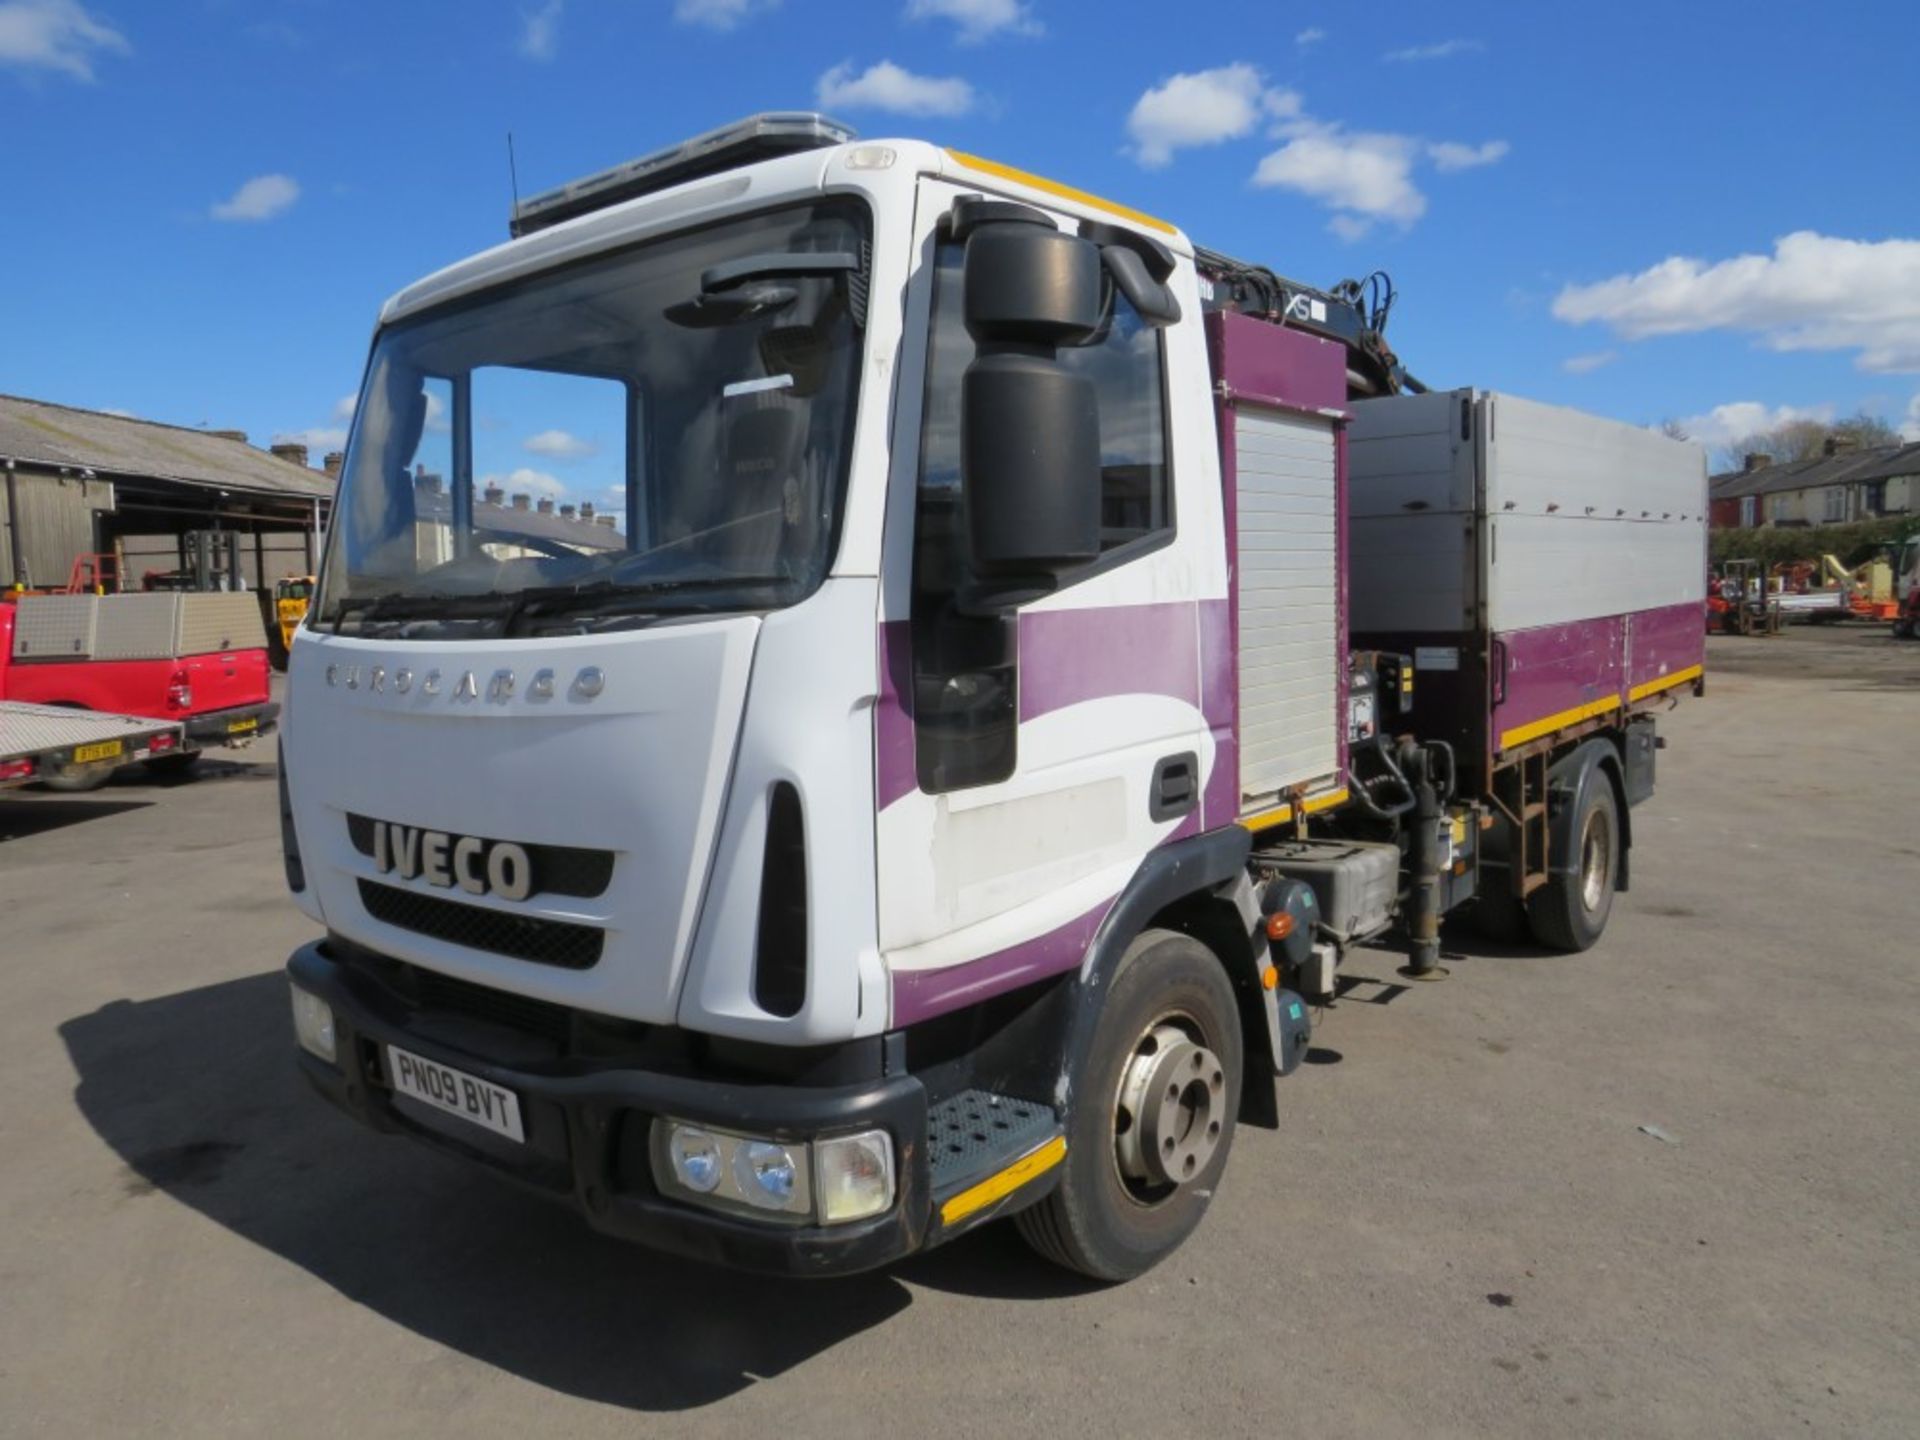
668 1127 723 1194
815 1130 895 1224
734 1141 800 1210
289 985 336 1063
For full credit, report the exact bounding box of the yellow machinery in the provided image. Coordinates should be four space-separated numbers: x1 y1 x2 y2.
274 575 314 655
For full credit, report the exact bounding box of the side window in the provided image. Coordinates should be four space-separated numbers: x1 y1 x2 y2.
917 239 1172 555
909 233 1174 795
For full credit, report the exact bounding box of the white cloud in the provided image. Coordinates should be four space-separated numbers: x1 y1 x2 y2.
906 0 1039 43
524 428 597 459
481 467 566 501
816 59 974 117
1552 232 1920 374
1562 350 1618 375
332 394 357 422
0 0 127 81
518 0 560 60
1254 128 1424 232
273 426 348 452
1902 393 1920 441
1252 106 1508 236
1428 139 1509 172
1295 27 1325 47
674 0 777 30
211 173 300 223
1672 401 1834 450
1126 64 1299 169
1384 38 1483 62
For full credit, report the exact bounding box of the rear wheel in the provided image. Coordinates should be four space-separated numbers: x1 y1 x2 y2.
37 765 115 793
1014 930 1242 1282
1528 770 1619 952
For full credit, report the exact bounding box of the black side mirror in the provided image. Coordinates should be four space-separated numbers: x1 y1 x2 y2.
955 206 1105 611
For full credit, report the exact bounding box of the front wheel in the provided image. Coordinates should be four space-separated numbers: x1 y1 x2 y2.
1528 769 1619 952
1014 930 1242 1282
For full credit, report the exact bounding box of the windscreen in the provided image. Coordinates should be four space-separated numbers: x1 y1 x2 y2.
315 199 867 638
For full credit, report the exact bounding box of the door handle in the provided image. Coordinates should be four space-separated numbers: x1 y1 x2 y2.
1150 752 1199 822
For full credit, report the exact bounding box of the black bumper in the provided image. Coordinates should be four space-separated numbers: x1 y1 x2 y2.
286 940 931 1277
184 701 280 746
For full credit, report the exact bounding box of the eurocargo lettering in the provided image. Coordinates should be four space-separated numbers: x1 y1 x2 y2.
279 115 1706 1280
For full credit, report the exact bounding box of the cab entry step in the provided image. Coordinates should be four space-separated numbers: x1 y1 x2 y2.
927 1089 1063 1226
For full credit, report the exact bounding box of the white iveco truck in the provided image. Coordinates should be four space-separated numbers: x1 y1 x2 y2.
283 115 1706 1280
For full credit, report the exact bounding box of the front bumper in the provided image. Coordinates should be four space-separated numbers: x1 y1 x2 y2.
184 701 281 747
286 940 931 1276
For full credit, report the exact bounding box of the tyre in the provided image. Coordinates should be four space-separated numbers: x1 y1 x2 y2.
37 765 115 793
144 752 203 779
1527 767 1619 952
1014 930 1242 1282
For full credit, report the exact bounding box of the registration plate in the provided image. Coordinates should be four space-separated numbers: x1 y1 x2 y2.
227 716 259 735
72 739 124 764
385 1045 525 1143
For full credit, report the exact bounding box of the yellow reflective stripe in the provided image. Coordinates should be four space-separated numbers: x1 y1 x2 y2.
1238 786 1350 835
939 1134 1067 1226
1499 696 1621 750
1627 664 1703 704
944 150 1178 235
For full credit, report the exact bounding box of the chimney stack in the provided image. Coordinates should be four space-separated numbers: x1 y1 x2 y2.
322 451 344 481
483 482 505 505
270 442 309 469
580 501 595 520
536 497 554 515
511 492 531 511
413 470 443 495
210 428 248 444
1823 435 1856 457
595 513 618 528
1743 453 1771 472
559 504 576 518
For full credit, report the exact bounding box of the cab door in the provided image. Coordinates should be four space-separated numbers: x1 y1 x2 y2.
874 176 1227 1026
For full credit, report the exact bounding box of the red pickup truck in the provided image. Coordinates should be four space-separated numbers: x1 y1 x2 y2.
1 591 279 789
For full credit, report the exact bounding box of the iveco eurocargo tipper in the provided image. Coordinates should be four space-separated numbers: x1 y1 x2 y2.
281 114 1707 1280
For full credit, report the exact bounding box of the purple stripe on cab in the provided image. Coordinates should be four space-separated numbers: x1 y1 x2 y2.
1198 596 1236 828
891 898 1112 1028
1017 601 1199 722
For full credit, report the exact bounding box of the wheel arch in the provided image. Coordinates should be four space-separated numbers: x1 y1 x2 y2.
1059 825 1279 1132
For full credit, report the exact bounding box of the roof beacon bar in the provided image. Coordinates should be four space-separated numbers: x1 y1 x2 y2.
509 112 858 239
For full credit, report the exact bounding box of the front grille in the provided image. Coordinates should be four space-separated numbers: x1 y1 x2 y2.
346 814 614 898
358 878 605 969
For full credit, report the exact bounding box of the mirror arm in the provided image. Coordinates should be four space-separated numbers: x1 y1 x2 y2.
1101 246 1181 329
700 250 859 293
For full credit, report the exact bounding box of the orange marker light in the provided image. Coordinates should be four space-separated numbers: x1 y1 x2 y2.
1260 965 1279 990
1265 912 1295 942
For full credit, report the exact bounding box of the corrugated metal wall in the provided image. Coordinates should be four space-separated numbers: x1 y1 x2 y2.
0 472 114 589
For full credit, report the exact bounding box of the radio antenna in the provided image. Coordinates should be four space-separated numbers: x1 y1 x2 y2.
506 131 521 214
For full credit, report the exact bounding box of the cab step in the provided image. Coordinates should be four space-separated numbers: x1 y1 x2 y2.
927 1089 1064 1229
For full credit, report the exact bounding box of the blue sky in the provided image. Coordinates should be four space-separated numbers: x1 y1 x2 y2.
4 0 1918 475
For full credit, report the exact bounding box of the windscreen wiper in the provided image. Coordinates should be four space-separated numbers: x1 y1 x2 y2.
511 574 795 631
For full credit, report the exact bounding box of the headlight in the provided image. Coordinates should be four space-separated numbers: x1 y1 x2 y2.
666 1127 723 1194
815 1130 896 1223
652 1120 892 1225
289 985 336 1063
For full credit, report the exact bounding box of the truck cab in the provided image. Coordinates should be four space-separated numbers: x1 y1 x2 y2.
281 114 1701 1279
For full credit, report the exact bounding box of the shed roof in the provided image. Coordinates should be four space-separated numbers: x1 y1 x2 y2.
0 393 335 501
